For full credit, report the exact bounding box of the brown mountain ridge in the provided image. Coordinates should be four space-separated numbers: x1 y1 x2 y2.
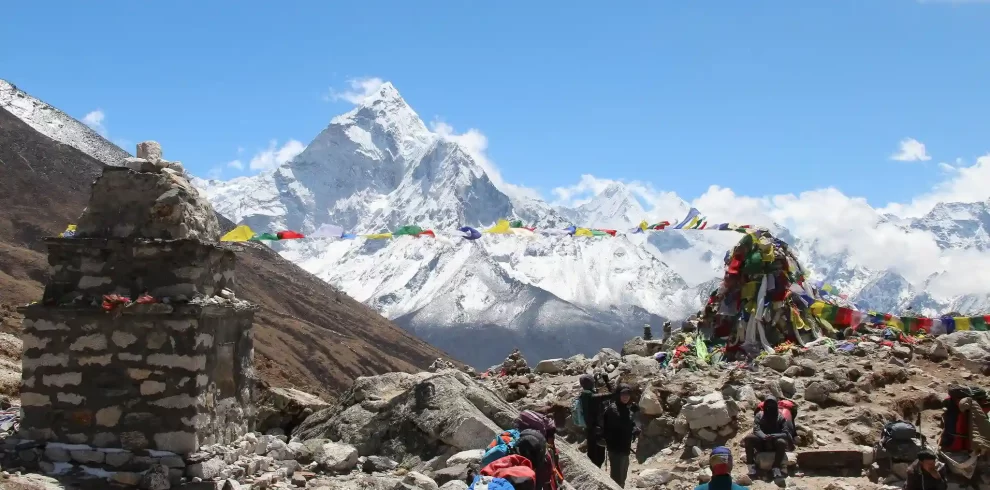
0 105 454 400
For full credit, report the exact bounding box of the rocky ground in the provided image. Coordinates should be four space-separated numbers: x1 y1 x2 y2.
1 331 988 489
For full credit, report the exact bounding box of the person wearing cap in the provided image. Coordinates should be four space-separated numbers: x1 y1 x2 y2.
905 449 946 490
741 395 794 480
602 384 640 487
578 374 612 468
694 447 747 490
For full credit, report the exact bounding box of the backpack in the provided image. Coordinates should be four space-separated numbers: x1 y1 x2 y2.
469 476 519 490
516 411 555 439
879 421 922 462
756 399 797 422
571 397 586 428
479 455 536 490
940 386 990 451
482 429 521 466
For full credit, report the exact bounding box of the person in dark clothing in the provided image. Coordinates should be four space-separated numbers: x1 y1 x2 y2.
602 384 640 487
904 449 947 490
694 446 747 490
742 396 795 480
578 374 612 468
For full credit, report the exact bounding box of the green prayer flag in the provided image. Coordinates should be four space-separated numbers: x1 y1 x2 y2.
972 316 988 332
250 233 279 241
509 220 524 228
393 225 424 236
591 230 608 237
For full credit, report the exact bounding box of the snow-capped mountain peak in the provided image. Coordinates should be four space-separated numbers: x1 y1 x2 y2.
0 79 130 166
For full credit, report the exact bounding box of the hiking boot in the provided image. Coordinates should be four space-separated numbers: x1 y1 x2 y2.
771 467 785 481
748 465 759 478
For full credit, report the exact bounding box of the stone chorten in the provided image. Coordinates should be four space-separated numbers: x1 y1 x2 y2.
17 142 257 470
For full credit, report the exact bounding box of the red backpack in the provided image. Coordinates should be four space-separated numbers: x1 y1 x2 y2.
481 455 536 490
756 399 797 422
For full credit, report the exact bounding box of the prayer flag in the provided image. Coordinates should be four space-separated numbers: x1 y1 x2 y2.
458 226 482 240
277 230 305 240
250 233 279 241
363 233 392 240
674 208 700 229
393 225 424 236
221 225 255 242
417 230 435 238
954 317 971 331
485 219 511 234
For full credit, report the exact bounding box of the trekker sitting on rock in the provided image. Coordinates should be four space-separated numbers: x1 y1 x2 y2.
603 384 640 487
904 449 947 490
694 447 747 490
578 373 612 468
742 396 795 480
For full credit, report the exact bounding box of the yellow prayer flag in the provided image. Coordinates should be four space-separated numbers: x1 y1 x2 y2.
221 225 255 242
954 317 971 331
363 233 393 240
638 220 648 231
809 301 826 316
66 224 77 232
573 228 594 237
741 281 759 300
485 219 511 234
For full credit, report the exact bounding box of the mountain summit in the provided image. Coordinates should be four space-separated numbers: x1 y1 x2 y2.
199 81 990 367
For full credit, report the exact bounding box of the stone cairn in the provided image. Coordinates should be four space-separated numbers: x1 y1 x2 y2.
500 348 530 376
7 142 258 486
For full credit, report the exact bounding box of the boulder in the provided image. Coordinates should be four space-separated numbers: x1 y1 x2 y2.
315 442 359 472
594 348 621 367
928 339 950 361
297 370 621 490
362 455 398 473
403 471 440 490
618 355 659 381
622 337 648 357
639 389 664 416
535 358 567 374
433 464 469 486
940 331 990 369
632 468 673 487
761 355 789 372
446 449 484 467
681 392 732 430
805 380 839 404
255 385 331 435
439 482 469 490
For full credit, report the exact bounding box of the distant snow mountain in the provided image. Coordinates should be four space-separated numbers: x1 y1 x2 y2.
12 75 979 366
0 79 130 166
192 82 990 366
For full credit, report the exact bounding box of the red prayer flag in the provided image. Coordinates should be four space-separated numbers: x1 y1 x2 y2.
597 229 617 236
277 230 305 239
417 230 436 238
917 317 933 333
835 307 853 326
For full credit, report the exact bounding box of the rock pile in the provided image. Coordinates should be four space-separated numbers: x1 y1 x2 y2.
497 348 530 376
428 358 456 372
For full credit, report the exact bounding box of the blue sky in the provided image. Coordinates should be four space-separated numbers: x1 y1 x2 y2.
3 0 989 210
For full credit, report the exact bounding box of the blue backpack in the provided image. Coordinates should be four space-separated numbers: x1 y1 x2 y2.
469 475 517 490
572 397 586 428
481 429 521 466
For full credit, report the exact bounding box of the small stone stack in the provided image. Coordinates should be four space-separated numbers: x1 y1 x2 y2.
12 142 258 485
500 349 530 376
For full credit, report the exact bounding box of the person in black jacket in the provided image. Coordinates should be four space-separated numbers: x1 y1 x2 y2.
578 374 612 468
602 384 640 487
904 449 947 490
741 396 794 480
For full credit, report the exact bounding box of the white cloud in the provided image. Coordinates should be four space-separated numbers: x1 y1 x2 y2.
227 159 244 170
82 109 107 136
326 77 385 104
549 151 990 299
206 167 223 180
880 154 990 217
248 139 305 172
890 137 931 162
430 120 541 200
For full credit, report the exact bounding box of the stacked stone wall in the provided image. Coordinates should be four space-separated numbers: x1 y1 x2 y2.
19 304 254 455
43 238 235 305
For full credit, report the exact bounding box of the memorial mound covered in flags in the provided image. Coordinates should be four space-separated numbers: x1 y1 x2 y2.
697 227 989 360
